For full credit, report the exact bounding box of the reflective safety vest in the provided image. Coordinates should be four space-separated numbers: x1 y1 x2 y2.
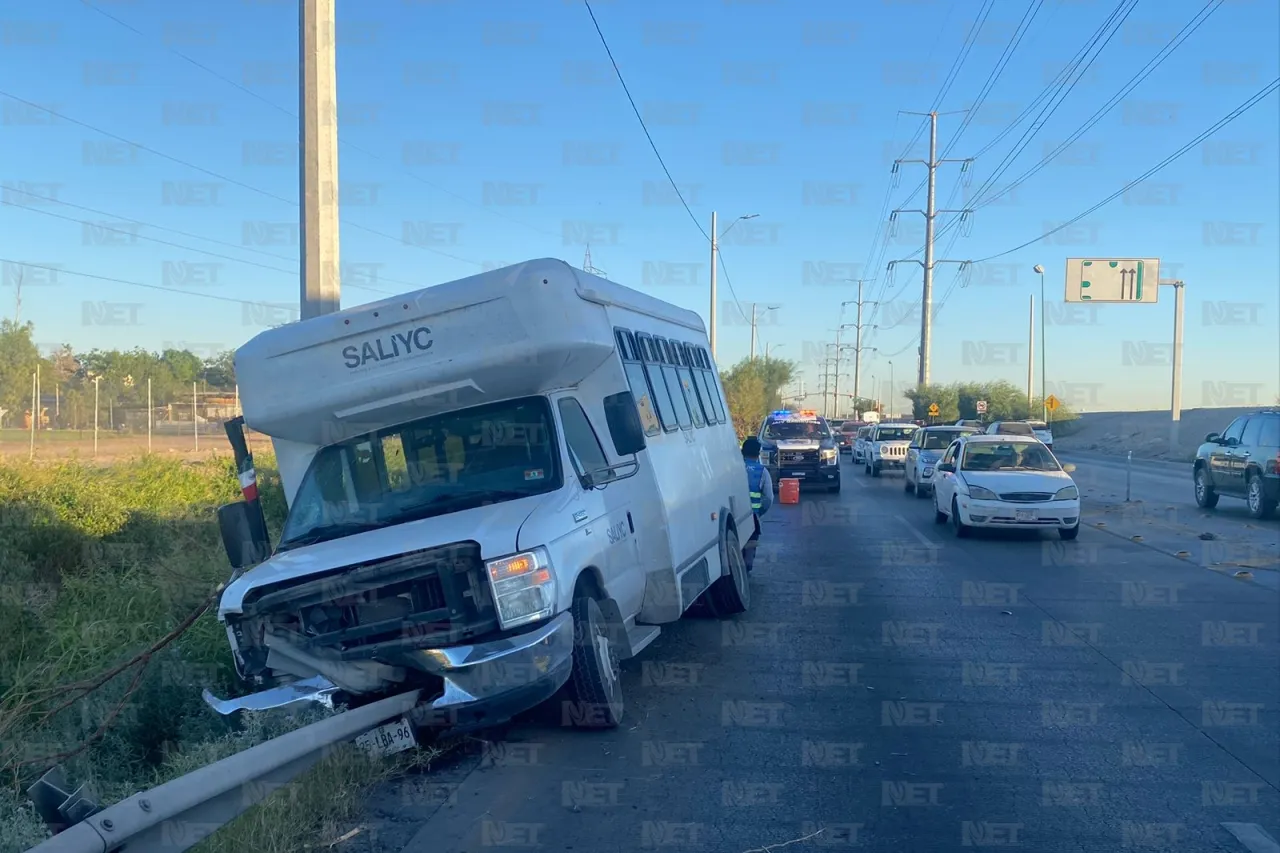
745 460 767 512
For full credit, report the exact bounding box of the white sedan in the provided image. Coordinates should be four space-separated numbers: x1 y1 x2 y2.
931 434 1081 540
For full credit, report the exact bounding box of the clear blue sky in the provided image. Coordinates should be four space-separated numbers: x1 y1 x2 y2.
1 0 1276 412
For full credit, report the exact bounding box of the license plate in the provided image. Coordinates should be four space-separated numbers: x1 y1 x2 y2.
787 472 806 478
1015 509 1036 522
355 716 417 757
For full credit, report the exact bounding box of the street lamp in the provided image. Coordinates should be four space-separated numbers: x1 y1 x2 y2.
765 342 785 359
1033 264 1046 420
888 360 894 418
709 212 760 360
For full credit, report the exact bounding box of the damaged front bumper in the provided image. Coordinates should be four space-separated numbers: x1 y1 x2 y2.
203 612 575 731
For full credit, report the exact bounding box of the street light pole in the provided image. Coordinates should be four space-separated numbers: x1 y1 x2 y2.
708 212 759 362
888 360 894 417
710 211 717 359
1034 264 1046 420
749 303 780 360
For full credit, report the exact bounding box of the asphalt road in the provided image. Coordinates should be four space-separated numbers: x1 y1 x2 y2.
345 458 1280 853
1059 452 1280 581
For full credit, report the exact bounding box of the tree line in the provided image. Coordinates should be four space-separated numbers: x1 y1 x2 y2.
714 356 1077 440
0 320 236 429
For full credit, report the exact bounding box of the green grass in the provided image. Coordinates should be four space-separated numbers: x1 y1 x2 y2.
0 453 431 853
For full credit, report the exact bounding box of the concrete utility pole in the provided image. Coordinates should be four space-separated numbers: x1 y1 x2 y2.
300 0 341 320
748 303 780 360
890 111 973 388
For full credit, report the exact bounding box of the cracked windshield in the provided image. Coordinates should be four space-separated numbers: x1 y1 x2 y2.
1 1 1277 852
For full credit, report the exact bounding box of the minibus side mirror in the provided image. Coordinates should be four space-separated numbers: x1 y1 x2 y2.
603 391 646 457
217 501 271 570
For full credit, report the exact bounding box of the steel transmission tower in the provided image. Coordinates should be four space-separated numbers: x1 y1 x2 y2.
888 111 974 388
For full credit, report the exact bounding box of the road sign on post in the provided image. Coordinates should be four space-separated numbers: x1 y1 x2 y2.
1045 395 1060 412
927 403 940 417
1065 258 1160 303
975 400 987 414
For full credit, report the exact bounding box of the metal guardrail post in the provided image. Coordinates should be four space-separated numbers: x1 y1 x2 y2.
24 689 421 853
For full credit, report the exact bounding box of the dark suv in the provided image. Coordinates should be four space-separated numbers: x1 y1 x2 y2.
758 410 841 493
1193 409 1280 519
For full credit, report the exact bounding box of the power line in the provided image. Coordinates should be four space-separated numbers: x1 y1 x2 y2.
77 0 560 241
0 187 294 263
912 0 1139 253
971 0 1225 210
951 0 1137 210
858 0 969 313
865 0 1040 320
0 90 486 269
0 258 309 307
582 1 704 242
972 77 1280 262
3 201 402 295
884 0 1013 216
865 0 995 324
968 0 1132 163
582 0 749 321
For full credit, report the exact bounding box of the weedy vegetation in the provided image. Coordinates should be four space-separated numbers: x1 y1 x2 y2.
0 454 444 853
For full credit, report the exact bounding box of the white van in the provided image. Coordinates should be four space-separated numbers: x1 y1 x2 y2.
205 259 753 737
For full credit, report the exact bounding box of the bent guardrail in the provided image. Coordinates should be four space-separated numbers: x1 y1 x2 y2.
23 689 421 853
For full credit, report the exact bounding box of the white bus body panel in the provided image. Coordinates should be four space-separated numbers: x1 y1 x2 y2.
224 258 749 678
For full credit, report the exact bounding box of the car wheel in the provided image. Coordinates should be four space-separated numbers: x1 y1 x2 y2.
951 497 970 538
916 483 930 500
1193 466 1219 509
904 474 915 493
871 463 881 478
933 491 947 525
707 525 750 616
1058 525 1080 540
830 480 842 494
864 463 871 476
1246 473 1277 520
565 595 624 728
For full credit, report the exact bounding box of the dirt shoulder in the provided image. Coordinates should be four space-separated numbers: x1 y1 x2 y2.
1051 406 1260 463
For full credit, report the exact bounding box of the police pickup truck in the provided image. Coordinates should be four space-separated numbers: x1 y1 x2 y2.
758 409 841 493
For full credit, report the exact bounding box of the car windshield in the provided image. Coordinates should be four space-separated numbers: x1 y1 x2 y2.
921 430 960 450
1026 420 1049 430
995 422 1035 435
875 427 916 441
765 420 829 440
961 441 1061 472
840 423 859 433
277 396 561 550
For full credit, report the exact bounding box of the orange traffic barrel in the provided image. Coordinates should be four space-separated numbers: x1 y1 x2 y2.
779 478 800 504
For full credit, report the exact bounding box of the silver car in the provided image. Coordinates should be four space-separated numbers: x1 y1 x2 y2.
852 425 873 464
905 425 981 497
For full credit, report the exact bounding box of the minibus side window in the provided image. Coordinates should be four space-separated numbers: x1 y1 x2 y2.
635 332 679 432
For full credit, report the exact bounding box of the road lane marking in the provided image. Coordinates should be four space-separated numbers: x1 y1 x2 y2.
896 515 937 548
1222 823 1280 853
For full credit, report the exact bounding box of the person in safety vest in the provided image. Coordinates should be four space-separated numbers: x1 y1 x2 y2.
741 436 772 572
